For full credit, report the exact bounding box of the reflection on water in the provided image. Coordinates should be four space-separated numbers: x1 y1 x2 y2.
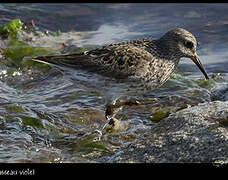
0 3 228 162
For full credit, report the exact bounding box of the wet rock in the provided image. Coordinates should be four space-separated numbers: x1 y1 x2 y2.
109 101 228 163
211 84 228 101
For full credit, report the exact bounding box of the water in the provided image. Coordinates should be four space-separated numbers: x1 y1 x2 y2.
0 3 228 163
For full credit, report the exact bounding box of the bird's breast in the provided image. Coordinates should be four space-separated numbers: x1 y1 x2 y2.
142 59 177 89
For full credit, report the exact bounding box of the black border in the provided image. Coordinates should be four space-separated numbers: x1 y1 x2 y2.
0 163 227 177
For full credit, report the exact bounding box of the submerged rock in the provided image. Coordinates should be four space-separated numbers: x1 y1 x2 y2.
108 101 228 163
211 84 228 102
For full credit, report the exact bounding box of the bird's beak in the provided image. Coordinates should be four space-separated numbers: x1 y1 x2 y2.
190 53 209 80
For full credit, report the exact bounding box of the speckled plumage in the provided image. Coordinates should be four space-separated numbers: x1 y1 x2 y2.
34 28 208 94
34 28 209 135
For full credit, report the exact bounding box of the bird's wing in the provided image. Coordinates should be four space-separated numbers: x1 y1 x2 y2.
33 43 154 80
33 52 95 68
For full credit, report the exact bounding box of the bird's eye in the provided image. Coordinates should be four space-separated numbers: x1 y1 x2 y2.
184 41 194 49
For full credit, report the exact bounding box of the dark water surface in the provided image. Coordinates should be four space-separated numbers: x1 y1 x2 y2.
0 3 228 163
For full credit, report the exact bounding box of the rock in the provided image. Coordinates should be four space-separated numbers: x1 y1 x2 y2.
108 101 228 163
211 84 228 101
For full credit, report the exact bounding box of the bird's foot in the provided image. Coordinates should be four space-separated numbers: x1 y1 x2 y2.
93 116 115 141
93 97 146 141
93 129 103 141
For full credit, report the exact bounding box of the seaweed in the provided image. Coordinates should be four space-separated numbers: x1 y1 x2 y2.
150 110 170 123
20 115 44 129
2 40 52 69
5 104 25 113
0 19 62 70
0 19 23 39
193 78 215 89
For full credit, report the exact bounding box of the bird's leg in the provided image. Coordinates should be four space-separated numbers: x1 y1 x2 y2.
93 101 121 140
105 104 116 126
104 97 159 126
94 97 158 141
105 98 141 125
94 98 140 137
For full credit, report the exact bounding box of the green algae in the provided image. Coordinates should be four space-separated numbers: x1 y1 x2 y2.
0 19 23 39
2 40 54 70
47 29 62 37
0 19 62 70
193 73 226 90
20 115 44 129
0 19 62 40
150 110 170 123
170 73 218 90
76 139 107 153
193 78 215 89
5 105 25 113
68 134 109 155
170 73 194 85
3 40 46 66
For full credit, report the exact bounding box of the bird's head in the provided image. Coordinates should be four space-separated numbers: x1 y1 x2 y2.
160 28 209 80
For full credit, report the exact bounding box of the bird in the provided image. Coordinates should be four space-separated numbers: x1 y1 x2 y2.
33 28 209 138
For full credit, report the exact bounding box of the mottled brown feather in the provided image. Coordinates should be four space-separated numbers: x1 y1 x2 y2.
33 28 208 90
